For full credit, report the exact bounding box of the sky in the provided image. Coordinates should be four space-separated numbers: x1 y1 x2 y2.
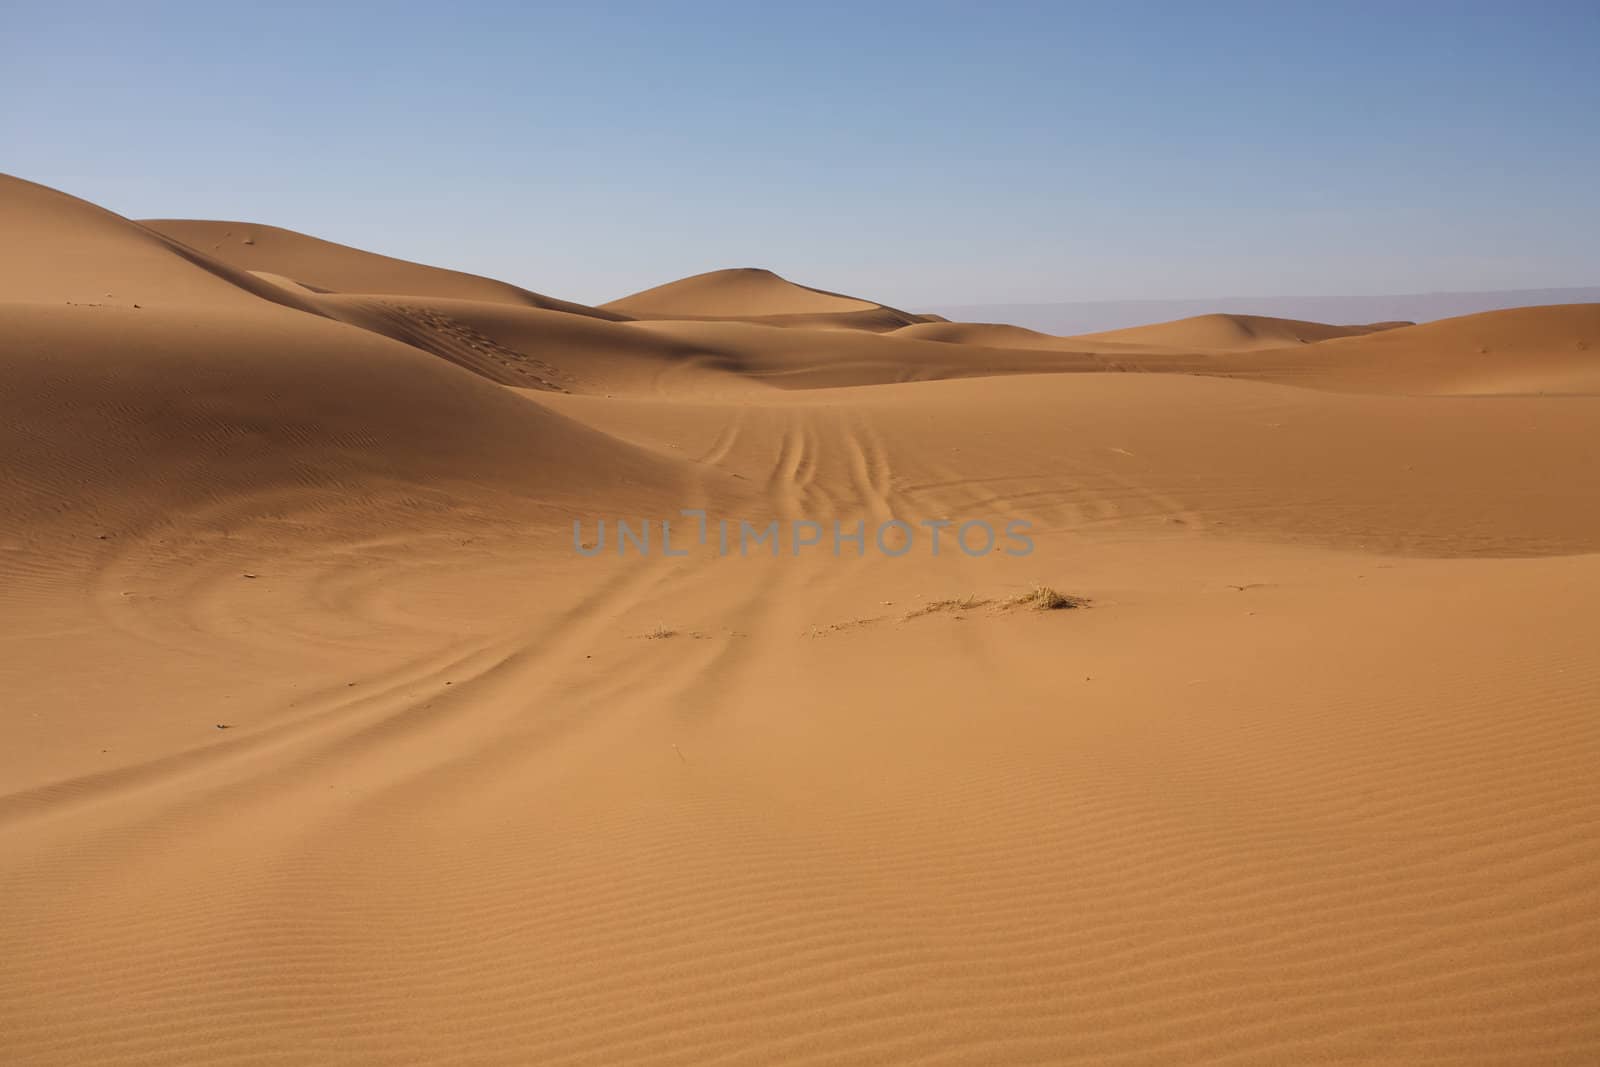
5 1 1598 309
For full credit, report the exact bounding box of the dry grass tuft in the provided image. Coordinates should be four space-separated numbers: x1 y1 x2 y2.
1006 585 1086 611
901 587 1087 622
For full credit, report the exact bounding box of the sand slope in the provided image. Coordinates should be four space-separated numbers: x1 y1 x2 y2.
0 174 325 315
3 176 1600 1066
146 217 622 318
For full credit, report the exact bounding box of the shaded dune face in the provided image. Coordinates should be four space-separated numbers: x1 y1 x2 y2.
3 174 1600 1067
0 176 324 316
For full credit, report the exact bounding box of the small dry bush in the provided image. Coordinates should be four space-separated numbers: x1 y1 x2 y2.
1006 585 1085 611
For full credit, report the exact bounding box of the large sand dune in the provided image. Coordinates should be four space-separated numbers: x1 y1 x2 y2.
3 174 1599 1065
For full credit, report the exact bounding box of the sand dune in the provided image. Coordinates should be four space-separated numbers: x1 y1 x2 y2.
889 319 1085 349
904 303 1600 397
602 266 935 331
1069 311 1411 350
937 287 1600 336
4 175 1600 1066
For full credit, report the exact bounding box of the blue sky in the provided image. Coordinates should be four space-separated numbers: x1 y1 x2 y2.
6 1 1597 308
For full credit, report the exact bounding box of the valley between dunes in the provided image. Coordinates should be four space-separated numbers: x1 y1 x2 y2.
3 172 1599 1065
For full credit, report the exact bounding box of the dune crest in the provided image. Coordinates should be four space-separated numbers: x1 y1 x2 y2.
144 217 622 318
0 174 325 316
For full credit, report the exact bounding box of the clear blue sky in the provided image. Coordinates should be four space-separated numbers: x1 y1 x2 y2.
6 1 1597 308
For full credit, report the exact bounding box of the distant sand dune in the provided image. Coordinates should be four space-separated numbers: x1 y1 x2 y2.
603 266 937 331
1068 312 1411 350
889 319 1085 350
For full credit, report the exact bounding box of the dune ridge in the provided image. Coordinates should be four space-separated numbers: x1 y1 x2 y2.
145 217 625 318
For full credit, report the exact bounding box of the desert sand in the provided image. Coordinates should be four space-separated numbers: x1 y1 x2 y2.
3 172 1599 1064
